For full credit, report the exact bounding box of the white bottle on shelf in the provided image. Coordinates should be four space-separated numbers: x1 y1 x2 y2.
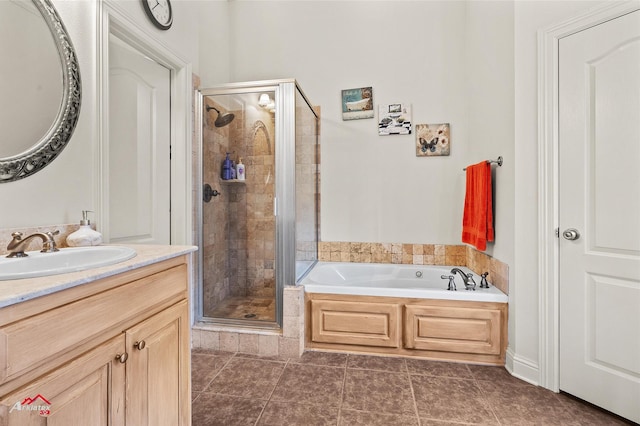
236 158 245 181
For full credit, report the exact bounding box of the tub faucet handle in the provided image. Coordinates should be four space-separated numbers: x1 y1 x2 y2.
480 272 490 288
441 274 456 291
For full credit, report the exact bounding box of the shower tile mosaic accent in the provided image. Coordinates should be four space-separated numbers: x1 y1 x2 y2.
318 241 509 295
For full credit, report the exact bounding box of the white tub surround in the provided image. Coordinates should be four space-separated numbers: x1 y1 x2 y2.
301 262 507 303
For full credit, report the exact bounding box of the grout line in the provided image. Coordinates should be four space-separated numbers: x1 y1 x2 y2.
196 352 237 393
253 357 290 426
471 375 502 426
336 354 349 426
407 366 423 426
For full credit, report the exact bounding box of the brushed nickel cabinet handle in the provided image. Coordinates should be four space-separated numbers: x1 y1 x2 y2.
134 340 146 350
115 353 128 363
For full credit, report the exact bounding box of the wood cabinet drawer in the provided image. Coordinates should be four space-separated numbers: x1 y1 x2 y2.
404 304 502 355
310 299 400 348
0 264 187 383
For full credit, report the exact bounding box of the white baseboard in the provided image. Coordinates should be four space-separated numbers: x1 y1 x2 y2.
506 347 540 386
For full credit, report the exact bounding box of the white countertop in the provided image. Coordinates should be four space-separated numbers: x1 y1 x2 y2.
0 244 197 308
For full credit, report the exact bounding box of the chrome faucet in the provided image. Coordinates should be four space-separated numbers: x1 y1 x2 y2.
5 231 60 258
451 268 476 291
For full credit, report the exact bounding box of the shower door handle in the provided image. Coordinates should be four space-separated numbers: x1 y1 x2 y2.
203 183 220 203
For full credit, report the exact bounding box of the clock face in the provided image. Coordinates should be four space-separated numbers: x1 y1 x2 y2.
142 0 173 30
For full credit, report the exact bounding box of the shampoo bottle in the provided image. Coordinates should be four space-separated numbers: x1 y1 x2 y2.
236 158 245 181
66 210 103 247
230 159 237 179
222 153 232 180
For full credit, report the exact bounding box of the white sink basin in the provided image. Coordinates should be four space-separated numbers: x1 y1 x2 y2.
0 246 137 281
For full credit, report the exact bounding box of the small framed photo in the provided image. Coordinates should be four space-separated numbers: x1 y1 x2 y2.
416 123 450 156
341 87 374 120
378 103 412 135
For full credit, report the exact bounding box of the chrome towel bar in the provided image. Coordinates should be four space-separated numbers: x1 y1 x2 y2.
463 156 503 171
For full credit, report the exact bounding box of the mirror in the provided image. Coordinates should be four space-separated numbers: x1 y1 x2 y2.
0 0 81 183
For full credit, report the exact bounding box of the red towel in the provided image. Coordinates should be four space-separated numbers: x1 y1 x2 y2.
461 161 494 251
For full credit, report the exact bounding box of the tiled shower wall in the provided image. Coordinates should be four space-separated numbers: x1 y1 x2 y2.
243 118 276 298
201 99 233 315
200 94 276 317
318 241 509 295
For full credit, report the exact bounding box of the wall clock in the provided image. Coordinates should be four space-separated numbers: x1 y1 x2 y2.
141 0 173 30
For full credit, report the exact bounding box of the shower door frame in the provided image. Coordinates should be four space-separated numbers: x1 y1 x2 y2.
195 79 301 329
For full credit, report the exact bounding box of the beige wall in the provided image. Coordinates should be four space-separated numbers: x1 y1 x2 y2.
0 0 200 230
512 0 605 382
1 0 613 387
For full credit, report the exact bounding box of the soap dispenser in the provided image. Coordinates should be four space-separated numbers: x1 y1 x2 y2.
66 210 103 247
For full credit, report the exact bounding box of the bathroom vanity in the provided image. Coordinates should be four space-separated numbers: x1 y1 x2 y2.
0 245 195 425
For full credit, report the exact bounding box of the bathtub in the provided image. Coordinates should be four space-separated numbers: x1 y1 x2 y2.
302 262 508 364
345 97 370 111
300 262 507 303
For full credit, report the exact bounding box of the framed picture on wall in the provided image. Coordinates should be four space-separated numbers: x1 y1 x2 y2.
416 123 450 156
378 103 412 135
341 87 374 120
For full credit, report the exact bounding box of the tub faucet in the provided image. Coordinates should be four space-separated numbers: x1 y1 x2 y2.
450 268 476 291
5 231 60 258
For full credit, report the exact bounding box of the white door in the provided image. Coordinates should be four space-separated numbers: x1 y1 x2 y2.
559 10 640 423
108 35 171 244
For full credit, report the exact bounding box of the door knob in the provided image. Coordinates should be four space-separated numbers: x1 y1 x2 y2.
562 228 580 241
134 340 146 350
115 352 128 363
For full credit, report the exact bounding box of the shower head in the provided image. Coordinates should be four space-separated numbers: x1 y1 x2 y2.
206 105 235 128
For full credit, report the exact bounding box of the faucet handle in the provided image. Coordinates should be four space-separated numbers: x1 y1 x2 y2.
441 274 456 291
10 231 24 240
41 230 60 253
480 272 490 288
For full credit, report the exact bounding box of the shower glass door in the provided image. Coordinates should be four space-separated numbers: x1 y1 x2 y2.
197 79 319 329
199 87 278 324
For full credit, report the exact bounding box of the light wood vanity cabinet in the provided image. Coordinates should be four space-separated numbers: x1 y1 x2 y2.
307 293 507 365
0 256 190 426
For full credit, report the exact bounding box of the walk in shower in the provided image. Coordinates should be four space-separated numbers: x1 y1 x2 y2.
196 79 319 328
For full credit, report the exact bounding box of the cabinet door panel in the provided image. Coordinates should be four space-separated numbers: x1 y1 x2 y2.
404 305 502 355
0 335 125 426
125 300 189 426
310 299 401 348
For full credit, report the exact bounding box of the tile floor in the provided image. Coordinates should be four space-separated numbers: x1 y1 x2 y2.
191 350 634 426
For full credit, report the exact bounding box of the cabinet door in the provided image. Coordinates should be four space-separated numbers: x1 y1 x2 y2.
125 300 190 426
0 335 126 426
404 304 503 355
310 299 401 348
